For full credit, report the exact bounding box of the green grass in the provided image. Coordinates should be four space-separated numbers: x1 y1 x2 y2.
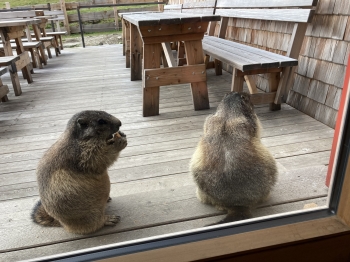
4 0 76 8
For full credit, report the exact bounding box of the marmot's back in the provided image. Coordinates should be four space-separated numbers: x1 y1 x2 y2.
190 92 278 224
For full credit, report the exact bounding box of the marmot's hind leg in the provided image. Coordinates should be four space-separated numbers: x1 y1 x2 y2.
207 206 253 226
61 212 120 234
196 187 226 210
31 200 61 227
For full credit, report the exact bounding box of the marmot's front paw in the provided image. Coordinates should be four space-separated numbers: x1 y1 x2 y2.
104 215 120 226
115 136 127 150
107 131 127 148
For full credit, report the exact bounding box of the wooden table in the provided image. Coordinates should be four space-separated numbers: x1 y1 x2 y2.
122 12 220 117
0 19 40 95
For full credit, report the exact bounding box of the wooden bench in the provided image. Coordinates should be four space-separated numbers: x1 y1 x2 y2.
0 55 22 96
202 0 318 110
1 41 44 69
0 67 10 102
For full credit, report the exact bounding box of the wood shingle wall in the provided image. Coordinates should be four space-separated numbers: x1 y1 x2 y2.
169 0 349 128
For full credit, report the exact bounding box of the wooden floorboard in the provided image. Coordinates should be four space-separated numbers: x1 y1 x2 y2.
0 45 334 261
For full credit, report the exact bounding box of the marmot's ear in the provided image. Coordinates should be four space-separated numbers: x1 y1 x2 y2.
77 118 89 128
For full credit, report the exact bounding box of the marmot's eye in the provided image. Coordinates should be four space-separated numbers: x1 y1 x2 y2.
98 119 107 125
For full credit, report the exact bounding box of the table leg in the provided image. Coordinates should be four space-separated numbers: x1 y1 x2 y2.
183 40 210 111
130 24 142 80
143 43 161 116
123 20 130 68
15 38 33 83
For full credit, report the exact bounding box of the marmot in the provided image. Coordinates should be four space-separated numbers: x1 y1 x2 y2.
31 110 127 234
190 92 278 224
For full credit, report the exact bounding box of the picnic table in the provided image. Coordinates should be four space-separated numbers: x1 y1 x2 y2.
0 19 40 95
122 12 220 116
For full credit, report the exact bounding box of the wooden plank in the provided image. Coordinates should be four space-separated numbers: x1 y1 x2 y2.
143 64 206 87
216 0 318 8
203 37 297 72
0 165 329 251
215 9 315 23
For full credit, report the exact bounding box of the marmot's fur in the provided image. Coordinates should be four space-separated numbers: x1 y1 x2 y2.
31 110 127 234
190 92 278 224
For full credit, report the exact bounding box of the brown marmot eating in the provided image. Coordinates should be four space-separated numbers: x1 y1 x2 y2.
31 110 127 234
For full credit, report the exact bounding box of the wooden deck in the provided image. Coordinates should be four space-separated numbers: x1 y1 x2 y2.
0 45 333 261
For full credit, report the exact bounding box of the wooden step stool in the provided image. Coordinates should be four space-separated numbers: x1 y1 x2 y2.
0 56 22 96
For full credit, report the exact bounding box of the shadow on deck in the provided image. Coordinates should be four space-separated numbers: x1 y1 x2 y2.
0 45 333 261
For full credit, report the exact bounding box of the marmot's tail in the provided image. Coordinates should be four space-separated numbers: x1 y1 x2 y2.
31 200 61 227
209 206 252 226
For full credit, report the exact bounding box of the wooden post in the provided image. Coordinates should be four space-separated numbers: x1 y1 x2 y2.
143 44 162 116
158 0 164 12
130 24 142 80
113 0 120 31
60 0 70 35
5 2 10 9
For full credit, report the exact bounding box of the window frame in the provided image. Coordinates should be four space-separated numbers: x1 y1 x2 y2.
33 68 350 262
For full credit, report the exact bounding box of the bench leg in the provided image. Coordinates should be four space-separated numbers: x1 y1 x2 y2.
268 72 281 110
184 40 210 111
59 35 64 50
231 68 244 92
34 48 43 69
29 48 37 68
55 36 61 54
214 59 222 75
0 80 9 102
10 71 22 96
46 47 52 59
143 43 161 117
1 95 9 102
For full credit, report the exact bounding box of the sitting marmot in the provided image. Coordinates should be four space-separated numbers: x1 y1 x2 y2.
190 92 278 224
31 110 127 234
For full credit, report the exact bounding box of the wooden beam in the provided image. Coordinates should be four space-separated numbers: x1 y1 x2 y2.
231 68 244 92
244 75 258 94
251 92 276 104
143 43 161 117
143 33 205 45
60 0 70 35
130 24 142 81
184 40 210 111
236 68 283 76
338 145 350 227
113 0 119 31
161 43 176 68
143 64 206 88
100 217 350 262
